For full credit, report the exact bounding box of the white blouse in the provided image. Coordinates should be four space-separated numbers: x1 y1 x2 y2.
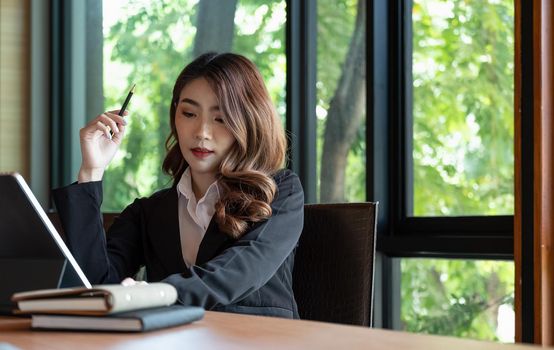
176 167 221 268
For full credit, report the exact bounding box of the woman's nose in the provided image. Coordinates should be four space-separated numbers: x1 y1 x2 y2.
194 119 212 140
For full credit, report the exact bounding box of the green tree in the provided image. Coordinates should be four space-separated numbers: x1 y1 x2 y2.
401 0 515 341
412 0 514 216
318 0 366 203
401 259 514 340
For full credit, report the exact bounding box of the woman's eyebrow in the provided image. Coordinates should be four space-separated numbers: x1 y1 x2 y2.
180 98 220 111
180 98 199 106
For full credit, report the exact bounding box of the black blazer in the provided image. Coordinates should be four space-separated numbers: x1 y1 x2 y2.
52 169 304 319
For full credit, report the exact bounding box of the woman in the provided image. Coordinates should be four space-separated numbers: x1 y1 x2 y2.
53 53 304 319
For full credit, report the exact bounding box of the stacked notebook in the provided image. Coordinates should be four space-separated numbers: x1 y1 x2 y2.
11 282 204 332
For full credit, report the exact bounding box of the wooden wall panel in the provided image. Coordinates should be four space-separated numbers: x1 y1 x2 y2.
515 0 554 344
537 0 553 344
0 0 30 178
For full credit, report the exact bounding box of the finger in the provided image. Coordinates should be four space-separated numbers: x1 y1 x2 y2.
105 112 128 126
95 120 112 140
98 114 120 134
80 125 104 140
111 124 126 143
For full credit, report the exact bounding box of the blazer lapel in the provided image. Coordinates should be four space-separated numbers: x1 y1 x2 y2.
148 188 187 272
196 219 233 266
149 188 233 268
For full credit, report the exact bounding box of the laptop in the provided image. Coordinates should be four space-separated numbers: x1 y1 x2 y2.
0 173 91 315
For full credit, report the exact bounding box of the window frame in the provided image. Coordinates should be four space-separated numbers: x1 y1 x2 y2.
368 0 522 332
381 0 514 258
286 0 317 204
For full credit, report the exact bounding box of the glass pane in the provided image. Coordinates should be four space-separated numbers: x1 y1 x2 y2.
401 258 514 342
101 0 286 211
317 0 366 203
411 0 514 216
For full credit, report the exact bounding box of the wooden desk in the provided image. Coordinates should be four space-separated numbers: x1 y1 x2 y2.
0 312 549 350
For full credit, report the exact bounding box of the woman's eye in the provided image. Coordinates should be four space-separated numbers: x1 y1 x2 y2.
215 117 225 124
182 112 195 118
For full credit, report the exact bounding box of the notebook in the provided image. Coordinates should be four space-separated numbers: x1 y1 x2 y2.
0 173 92 315
30 305 205 332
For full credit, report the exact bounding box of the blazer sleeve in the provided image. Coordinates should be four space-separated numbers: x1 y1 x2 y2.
162 171 304 309
52 182 143 284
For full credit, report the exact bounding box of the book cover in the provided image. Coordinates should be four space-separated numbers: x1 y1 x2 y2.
11 282 178 315
30 305 205 332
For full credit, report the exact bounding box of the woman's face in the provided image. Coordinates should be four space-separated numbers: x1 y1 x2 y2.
175 77 236 181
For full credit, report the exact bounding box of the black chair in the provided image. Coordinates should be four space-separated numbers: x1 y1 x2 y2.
292 202 378 326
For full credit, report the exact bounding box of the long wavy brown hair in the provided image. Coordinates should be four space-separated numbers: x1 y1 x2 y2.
162 53 287 238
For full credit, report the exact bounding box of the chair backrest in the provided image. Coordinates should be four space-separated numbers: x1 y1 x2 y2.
292 202 378 326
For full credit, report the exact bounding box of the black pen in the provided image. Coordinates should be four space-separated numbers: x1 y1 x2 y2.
110 84 136 137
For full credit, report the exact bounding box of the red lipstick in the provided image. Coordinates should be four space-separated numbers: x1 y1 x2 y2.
191 147 214 159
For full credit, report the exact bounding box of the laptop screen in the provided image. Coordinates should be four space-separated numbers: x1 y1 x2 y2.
0 173 91 314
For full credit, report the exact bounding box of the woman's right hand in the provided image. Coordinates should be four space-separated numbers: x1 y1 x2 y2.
78 110 128 183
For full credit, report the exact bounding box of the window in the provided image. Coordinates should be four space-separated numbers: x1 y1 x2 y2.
316 0 366 203
410 0 514 217
401 258 514 341
391 0 515 341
